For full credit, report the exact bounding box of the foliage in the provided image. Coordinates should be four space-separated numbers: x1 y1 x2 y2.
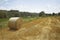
0 10 60 18
58 12 60 15
39 11 45 16
0 10 8 18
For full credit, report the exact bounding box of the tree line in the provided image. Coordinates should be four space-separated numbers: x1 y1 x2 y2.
0 10 60 18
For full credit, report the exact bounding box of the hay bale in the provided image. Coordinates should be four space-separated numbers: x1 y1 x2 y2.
8 17 22 30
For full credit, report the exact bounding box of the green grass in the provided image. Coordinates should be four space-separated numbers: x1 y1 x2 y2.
0 18 9 22
0 17 38 28
22 17 39 23
0 18 9 28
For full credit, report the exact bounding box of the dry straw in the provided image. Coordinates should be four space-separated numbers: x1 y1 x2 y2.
8 17 22 30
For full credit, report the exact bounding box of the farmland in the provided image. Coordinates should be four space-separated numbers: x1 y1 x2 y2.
0 16 60 40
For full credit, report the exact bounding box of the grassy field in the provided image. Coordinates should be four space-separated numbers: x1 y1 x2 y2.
0 17 38 28
0 16 60 40
0 18 9 28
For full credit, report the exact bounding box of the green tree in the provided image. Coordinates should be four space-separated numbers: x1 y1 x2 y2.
39 11 45 17
8 10 19 17
0 10 8 18
52 12 55 16
58 12 60 15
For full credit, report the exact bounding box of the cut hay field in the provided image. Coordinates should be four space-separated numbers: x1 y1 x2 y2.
0 16 60 40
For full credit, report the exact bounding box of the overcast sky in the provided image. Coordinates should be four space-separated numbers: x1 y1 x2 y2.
0 0 60 13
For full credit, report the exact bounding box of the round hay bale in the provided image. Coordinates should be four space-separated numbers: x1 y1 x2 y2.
8 17 22 30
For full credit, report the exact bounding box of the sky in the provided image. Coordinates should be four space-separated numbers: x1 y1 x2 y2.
0 0 60 13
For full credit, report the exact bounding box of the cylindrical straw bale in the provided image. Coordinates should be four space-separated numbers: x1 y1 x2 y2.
8 17 22 30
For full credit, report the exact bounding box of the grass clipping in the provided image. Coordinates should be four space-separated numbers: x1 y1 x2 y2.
8 17 22 30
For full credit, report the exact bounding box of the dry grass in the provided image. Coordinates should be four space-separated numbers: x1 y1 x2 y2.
0 16 60 40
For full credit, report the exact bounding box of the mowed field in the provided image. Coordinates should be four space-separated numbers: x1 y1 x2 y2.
0 16 60 40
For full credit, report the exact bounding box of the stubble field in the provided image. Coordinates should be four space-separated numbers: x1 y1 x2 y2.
0 16 60 40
